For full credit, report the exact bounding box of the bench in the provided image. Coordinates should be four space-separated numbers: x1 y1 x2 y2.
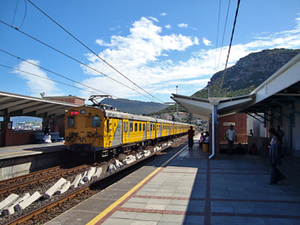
50 132 64 142
35 132 64 143
35 133 45 143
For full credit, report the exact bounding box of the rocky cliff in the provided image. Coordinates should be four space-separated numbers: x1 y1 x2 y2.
193 48 300 98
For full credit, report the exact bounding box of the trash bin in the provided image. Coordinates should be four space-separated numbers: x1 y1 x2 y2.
203 143 209 152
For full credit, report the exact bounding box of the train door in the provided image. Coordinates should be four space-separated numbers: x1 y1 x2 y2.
158 123 161 137
128 120 133 143
146 122 150 139
123 119 129 144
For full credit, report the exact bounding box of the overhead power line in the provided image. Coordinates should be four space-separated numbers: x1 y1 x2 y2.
217 0 241 97
27 0 164 103
0 19 156 102
0 48 115 97
0 63 105 95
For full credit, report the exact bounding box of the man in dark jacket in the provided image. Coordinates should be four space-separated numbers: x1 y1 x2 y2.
188 126 194 150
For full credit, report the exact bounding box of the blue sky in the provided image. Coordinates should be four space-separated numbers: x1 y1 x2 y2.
1 0 300 104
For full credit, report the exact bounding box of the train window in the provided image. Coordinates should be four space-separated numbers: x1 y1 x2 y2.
135 123 137 132
139 123 141 131
92 116 101 127
130 122 133 132
143 124 145 131
106 119 110 133
68 117 74 127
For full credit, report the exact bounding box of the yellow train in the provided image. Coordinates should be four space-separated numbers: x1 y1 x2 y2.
65 105 194 158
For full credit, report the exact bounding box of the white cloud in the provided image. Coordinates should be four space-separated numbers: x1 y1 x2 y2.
80 15 300 102
12 60 61 97
149 17 158 22
178 23 188 28
165 24 171 29
160 13 167 16
203 37 212 46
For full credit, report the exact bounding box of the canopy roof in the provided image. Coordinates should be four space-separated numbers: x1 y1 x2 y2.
171 52 300 119
0 91 81 119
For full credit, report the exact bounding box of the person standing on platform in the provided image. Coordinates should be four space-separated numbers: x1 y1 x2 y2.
269 128 286 185
276 125 284 139
226 125 237 154
188 126 194 150
44 124 51 143
276 125 285 157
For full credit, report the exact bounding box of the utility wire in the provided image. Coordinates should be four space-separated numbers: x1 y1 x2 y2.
217 0 241 97
216 0 231 77
0 63 103 95
27 0 164 103
11 0 27 29
0 19 155 102
0 48 116 98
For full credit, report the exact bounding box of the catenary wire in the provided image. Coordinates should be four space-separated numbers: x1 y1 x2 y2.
216 0 231 80
27 0 164 103
213 0 221 79
0 48 117 98
0 19 156 102
0 63 110 95
11 0 27 30
217 0 241 97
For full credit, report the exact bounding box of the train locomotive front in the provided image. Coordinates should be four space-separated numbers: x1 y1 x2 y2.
65 106 108 157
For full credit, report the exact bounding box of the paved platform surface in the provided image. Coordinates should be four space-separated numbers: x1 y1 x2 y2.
0 142 65 160
46 139 300 225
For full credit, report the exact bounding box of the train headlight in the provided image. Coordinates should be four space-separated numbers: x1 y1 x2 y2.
80 108 86 114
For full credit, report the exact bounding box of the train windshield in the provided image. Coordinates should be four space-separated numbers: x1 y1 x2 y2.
68 117 75 127
92 116 101 127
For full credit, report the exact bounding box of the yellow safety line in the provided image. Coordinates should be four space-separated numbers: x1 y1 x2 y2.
0 151 34 155
86 144 187 225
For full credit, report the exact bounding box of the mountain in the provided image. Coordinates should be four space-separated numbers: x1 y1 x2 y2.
193 48 300 98
100 98 168 115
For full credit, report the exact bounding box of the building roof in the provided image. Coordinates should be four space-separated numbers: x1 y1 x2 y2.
0 91 82 119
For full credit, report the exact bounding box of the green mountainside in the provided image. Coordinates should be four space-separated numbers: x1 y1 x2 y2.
193 48 300 99
101 98 168 115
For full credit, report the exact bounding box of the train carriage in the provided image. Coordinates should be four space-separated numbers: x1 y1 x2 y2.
65 105 194 159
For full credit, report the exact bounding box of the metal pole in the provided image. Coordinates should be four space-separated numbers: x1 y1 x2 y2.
176 86 178 121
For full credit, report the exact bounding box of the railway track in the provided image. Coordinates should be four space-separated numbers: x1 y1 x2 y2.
1 135 189 225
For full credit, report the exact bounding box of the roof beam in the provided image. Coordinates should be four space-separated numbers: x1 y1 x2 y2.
36 105 67 115
0 99 31 110
287 96 300 105
264 111 280 121
274 100 300 116
246 113 264 124
265 105 290 119
253 112 271 122
0 96 13 103
23 104 55 114
7 101 41 114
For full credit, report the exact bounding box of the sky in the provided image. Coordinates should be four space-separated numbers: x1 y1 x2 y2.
0 0 300 105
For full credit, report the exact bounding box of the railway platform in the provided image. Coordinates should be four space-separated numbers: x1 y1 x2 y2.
46 137 300 225
0 142 65 160
0 142 66 180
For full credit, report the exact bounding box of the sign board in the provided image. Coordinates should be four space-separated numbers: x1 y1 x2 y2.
223 122 235 126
